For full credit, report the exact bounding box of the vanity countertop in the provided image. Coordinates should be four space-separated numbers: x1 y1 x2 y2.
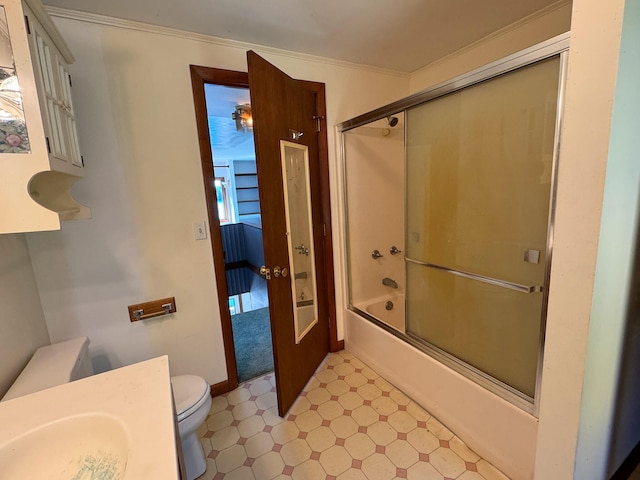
0 355 179 479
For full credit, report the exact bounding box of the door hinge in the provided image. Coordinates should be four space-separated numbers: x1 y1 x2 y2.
80 155 84 167
313 115 324 133
45 137 51 153
323 223 326 237
68 74 73 87
24 15 30 35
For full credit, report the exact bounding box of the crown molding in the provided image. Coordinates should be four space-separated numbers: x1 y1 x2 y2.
24 0 74 62
44 6 410 79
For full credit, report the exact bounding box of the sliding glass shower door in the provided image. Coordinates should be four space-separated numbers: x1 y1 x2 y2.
405 57 561 398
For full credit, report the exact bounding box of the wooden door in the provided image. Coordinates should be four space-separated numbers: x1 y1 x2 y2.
248 51 330 415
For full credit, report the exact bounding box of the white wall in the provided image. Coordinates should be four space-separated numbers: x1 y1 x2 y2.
572 0 640 477
533 0 627 477
25 11 409 384
0 234 50 397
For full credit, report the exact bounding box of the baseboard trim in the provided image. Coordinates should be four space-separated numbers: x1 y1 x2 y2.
331 339 345 353
610 439 640 480
210 380 232 397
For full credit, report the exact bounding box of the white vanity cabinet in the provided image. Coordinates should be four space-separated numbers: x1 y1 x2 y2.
0 0 88 234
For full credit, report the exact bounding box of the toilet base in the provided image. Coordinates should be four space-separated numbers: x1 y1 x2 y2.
182 430 207 480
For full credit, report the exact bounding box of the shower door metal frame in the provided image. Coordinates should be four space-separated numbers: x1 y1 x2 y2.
338 32 570 415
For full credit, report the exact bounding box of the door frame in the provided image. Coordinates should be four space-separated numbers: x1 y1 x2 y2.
189 64 342 396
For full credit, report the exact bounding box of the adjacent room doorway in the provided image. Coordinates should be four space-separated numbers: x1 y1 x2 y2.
203 81 273 385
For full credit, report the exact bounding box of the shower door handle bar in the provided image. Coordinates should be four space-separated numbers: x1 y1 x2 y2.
404 257 543 294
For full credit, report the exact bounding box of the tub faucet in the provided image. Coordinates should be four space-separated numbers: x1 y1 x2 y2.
382 277 398 289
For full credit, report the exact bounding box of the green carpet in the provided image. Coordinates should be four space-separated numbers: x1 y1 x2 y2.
231 307 274 383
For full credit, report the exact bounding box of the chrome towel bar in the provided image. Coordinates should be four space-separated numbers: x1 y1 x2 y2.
404 257 543 294
128 297 177 322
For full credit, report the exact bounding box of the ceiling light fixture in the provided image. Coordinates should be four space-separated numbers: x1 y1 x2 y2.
232 104 253 131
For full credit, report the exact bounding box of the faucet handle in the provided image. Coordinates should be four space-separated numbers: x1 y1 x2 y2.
389 246 402 255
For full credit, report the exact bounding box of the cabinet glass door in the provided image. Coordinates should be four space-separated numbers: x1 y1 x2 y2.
0 6 30 153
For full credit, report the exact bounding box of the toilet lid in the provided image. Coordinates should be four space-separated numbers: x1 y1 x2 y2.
171 375 210 422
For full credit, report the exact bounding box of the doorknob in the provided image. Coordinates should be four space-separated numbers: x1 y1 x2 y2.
272 266 289 278
260 266 271 280
260 266 288 279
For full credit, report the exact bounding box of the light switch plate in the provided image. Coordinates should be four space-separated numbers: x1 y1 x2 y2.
194 221 207 240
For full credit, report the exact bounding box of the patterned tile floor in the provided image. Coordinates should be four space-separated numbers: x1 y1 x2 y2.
197 350 510 480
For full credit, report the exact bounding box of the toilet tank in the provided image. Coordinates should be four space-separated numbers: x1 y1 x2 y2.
2 337 93 401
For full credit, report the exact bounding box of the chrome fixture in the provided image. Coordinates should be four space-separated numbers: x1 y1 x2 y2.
232 104 252 132
387 115 399 127
382 277 398 289
371 249 383 259
131 298 176 322
405 257 543 294
389 245 402 255
295 244 310 256
289 129 304 141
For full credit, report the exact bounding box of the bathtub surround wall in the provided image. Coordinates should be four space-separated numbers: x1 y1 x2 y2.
343 116 405 310
363 294 406 333
0 234 50 397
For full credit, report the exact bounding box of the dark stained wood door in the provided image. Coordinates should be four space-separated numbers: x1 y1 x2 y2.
247 51 330 415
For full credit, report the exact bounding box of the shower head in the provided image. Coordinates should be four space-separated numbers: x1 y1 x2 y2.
387 115 399 127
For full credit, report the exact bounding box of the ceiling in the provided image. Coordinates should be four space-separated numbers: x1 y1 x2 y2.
42 0 564 73
204 83 255 163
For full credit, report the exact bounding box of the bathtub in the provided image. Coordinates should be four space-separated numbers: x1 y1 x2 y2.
357 294 406 333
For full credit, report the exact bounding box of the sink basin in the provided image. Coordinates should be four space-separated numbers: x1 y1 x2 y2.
0 413 130 479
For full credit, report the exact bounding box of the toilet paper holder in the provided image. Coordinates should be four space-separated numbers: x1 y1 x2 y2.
128 297 177 322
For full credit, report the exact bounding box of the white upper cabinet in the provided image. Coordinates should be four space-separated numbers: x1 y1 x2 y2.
25 1 83 171
0 0 88 234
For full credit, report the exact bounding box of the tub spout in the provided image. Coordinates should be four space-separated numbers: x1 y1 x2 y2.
382 277 398 289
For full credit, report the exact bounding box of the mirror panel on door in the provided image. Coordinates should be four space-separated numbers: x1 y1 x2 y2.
280 140 318 343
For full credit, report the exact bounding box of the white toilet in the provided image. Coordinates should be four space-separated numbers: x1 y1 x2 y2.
171 374 212 480
2 336 94 401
